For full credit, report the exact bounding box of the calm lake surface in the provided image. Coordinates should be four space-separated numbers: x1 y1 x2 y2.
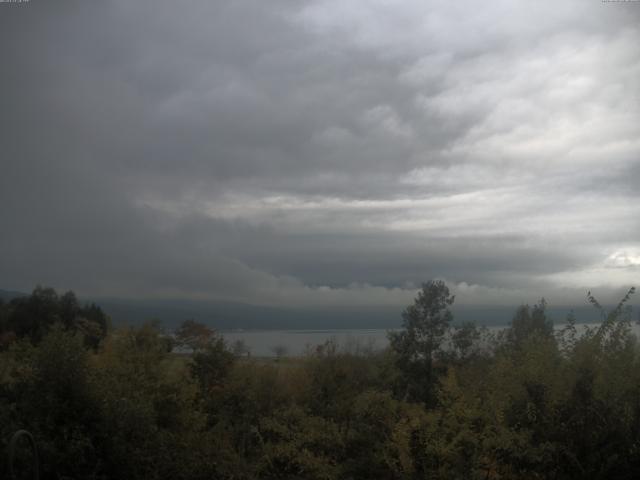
222 323 640 357
221 329 391 357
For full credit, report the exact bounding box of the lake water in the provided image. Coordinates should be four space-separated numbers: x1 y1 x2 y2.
221 322 640 357
221 329 391 357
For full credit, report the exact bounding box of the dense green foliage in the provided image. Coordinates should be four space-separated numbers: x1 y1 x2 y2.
1 283 640 479
389 280 455 406
0 286 109 349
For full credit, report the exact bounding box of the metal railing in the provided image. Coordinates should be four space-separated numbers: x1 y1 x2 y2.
6 430 39 480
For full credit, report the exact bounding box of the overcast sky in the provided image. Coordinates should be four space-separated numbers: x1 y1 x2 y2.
1 0 639 309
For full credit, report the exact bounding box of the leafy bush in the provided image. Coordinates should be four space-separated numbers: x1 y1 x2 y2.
2 284 640 479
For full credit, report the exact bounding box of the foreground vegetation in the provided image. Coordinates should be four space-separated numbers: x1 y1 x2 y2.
1 283 640 479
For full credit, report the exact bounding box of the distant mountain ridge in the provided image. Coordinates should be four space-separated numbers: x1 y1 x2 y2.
0 287 619 330
84 297 403 330
0 289 27 301
96 299 614 330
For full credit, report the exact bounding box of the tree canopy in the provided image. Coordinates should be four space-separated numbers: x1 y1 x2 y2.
2 284 640 479
388 280 455 405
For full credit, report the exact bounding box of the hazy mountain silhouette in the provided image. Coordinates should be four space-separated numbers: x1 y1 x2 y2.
1 288 612 330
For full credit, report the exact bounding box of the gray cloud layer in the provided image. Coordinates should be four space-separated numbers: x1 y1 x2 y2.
1 0 639 308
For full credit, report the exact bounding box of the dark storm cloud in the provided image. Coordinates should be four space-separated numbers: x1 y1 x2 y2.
1 0 639 308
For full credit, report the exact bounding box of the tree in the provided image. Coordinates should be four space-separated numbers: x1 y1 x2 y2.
232 339 250 357
25 325 101 479
174 319 215 352
0 286 109 349
271 344 288 360
173 319 236 393
388 280 455 405
505 298 553 349
451 321 482 362
76 302 110 349
5 286 60 342
191 337 235 393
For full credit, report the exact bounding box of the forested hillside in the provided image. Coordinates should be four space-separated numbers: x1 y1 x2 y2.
2 283 640 479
